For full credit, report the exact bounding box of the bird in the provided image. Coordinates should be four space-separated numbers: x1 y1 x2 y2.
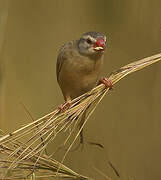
56 31 112 146
56 31 112 105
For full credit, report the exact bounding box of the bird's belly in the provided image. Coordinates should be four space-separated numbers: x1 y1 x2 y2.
64 74 97 99
58 57 103 100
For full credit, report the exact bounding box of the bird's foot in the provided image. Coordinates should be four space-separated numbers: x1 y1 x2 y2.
99 77 113 90
58 101 71 112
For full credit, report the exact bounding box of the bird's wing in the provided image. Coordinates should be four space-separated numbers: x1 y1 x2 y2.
56 41 75 81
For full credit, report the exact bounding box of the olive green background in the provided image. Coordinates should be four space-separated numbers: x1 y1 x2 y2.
0 0 161 179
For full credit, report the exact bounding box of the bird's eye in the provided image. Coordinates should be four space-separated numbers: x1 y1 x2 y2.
86 38 92 44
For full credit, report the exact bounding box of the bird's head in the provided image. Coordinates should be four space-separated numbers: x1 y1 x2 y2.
78 31 107 56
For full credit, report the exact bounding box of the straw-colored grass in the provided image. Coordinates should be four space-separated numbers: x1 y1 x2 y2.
0 53 161 179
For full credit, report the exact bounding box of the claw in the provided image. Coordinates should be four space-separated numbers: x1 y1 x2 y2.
99 77 113 90
58 101 71 112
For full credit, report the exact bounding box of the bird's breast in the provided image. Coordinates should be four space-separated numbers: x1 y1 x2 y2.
58 55 103 99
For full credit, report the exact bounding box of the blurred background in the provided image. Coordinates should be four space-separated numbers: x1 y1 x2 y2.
0 0 161 179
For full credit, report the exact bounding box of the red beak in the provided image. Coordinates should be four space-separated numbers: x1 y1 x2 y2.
94 38 105 51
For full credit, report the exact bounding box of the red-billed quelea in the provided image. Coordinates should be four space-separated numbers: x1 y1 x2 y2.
56 31 112 106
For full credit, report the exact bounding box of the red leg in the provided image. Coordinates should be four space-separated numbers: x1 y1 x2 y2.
99 77 113 90
58 101 71 112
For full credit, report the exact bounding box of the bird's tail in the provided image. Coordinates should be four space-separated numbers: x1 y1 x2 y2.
79 108 87 145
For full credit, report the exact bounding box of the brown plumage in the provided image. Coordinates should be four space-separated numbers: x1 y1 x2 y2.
56 31 108 146
56 31 107 101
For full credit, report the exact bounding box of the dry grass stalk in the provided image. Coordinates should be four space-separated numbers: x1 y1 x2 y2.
0 53 161 179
